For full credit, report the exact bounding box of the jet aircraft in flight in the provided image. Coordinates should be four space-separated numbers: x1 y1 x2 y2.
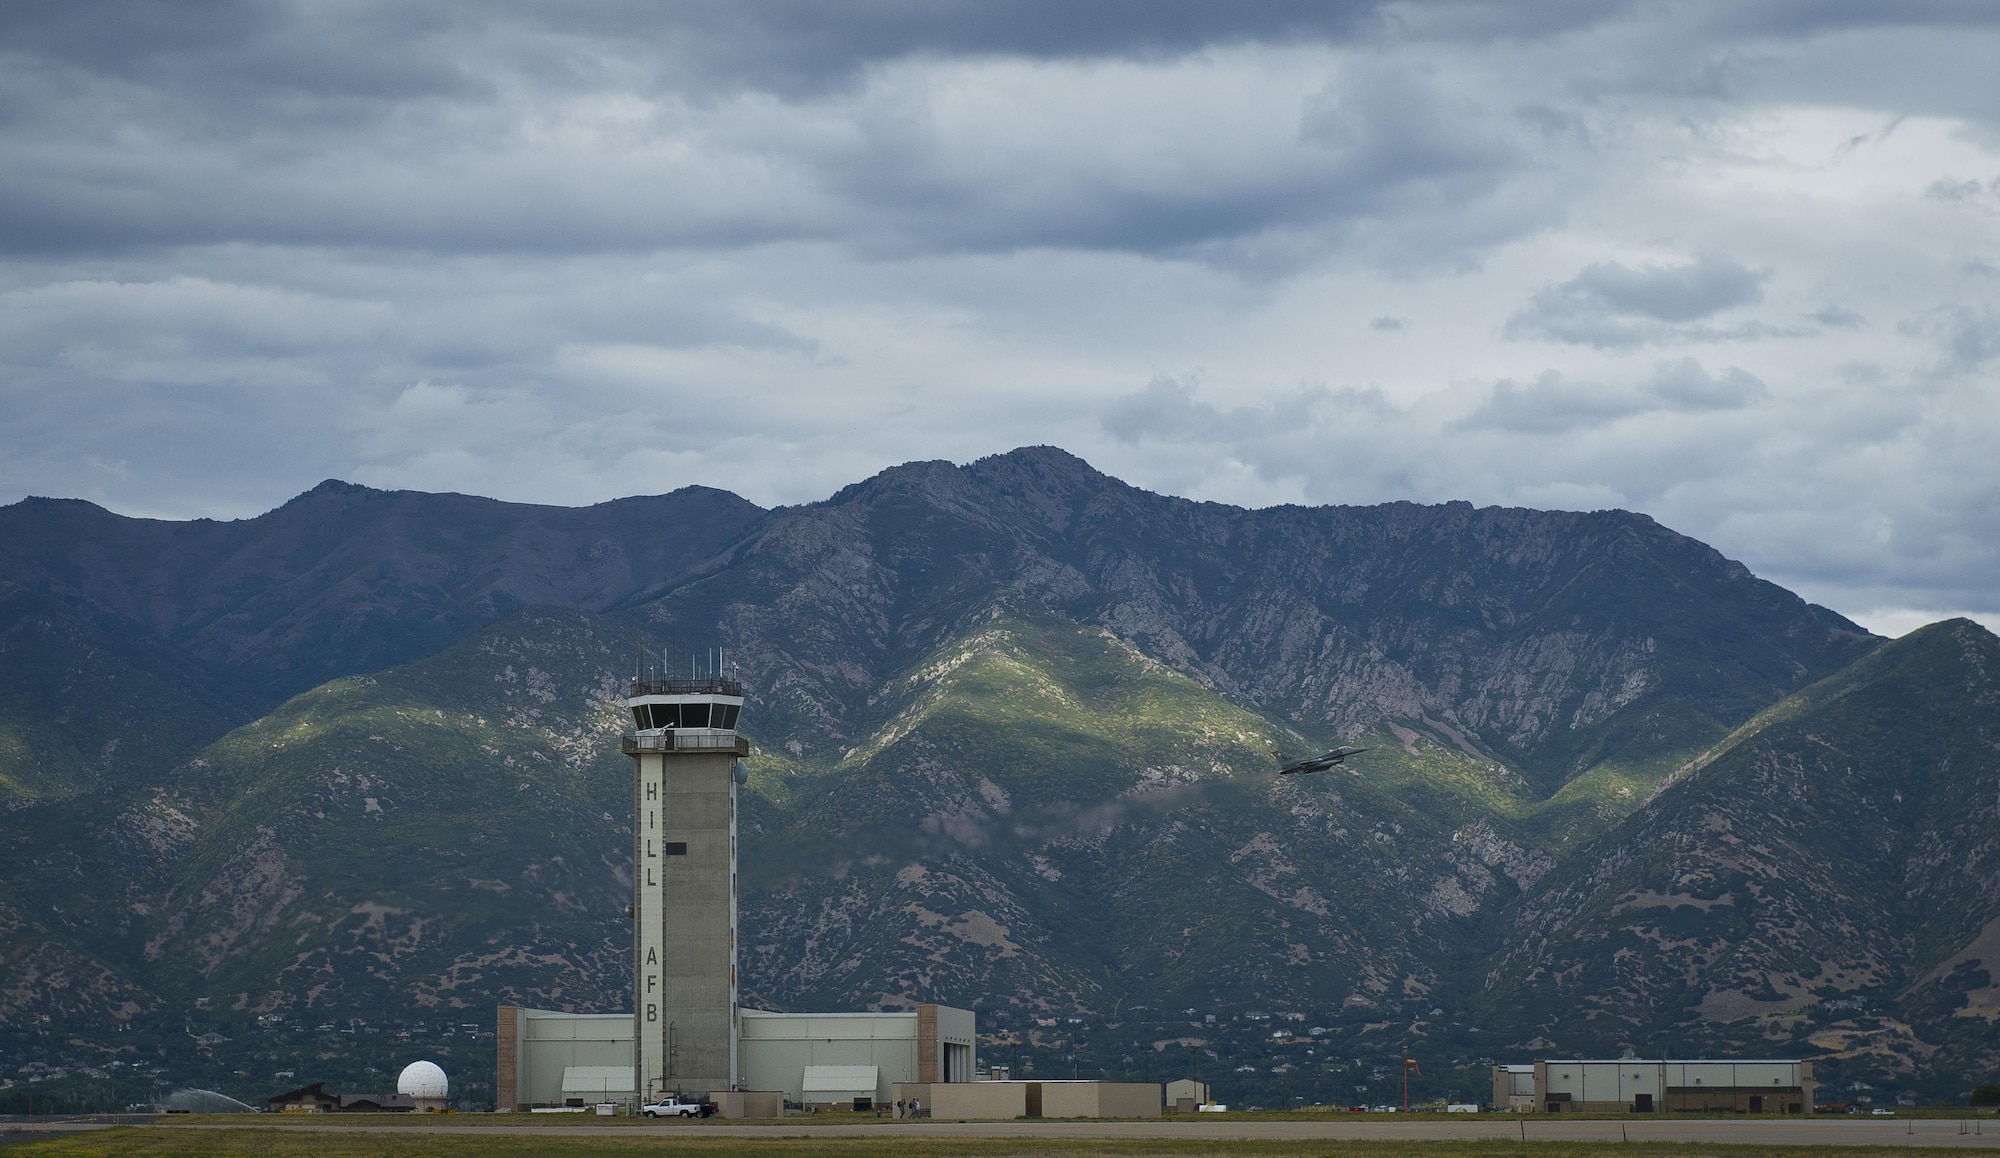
1275 746 1368 776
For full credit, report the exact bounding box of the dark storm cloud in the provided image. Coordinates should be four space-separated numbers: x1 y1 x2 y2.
0 2 1388 98
1 2 1997 634
0 3 1558 266
1503 255 1782 348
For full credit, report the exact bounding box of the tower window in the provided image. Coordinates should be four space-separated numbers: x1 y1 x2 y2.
680 702 711 729
718 704 740 730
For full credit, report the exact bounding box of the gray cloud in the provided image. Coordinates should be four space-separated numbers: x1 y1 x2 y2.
1899 305 2000 372
1503 255 1773 348
1808 306 1867 329
1457 359 1766 434
1096 350 1998 627
0 21 1561 271
0 2 1997 634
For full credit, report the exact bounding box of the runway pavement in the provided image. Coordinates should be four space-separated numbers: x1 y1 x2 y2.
5 1113 1999 1149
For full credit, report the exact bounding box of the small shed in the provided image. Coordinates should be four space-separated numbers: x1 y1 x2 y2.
1165 1079 1210 1112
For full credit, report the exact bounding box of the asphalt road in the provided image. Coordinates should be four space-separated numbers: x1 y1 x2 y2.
5 1114 1999 1149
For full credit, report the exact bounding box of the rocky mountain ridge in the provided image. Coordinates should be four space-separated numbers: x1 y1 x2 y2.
5 446 1993 1108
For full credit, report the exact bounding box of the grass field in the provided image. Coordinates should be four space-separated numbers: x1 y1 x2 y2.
6 1130 1997 1158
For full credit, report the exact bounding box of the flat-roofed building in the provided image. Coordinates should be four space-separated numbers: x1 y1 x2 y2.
1493 1059 1815 1113
496 1003 975 1110
1492 1064 1535 1110
893 1080 1161 1119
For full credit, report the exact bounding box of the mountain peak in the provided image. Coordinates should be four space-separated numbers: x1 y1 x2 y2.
979 444 1102 478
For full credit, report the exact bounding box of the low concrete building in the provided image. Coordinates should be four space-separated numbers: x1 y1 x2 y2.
1493 1059 1814 1113
710 1090 784 1118
894 1080 1162 1119
496 1003 975 1110
1493 1064 1535 1111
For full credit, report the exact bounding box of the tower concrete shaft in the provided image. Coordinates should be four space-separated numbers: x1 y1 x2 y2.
624 676 747 1100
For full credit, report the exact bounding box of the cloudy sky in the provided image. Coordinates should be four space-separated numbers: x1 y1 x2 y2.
2 2 1997 633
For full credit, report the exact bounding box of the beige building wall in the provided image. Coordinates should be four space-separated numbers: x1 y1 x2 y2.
711 1090 784 1118
1092 1083 1164 1118
894 1081 1160 1120
895 1081 1027 1119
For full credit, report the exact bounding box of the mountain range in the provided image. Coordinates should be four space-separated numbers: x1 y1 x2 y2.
1 446 1993 1108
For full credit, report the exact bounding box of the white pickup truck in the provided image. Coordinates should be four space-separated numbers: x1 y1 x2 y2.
641 1097 715 1118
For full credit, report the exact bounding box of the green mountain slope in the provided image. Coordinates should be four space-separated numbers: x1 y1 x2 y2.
0 610 649 1096
1482 619 2000 1096
142 609 640 1022
737 609 1560 1030
646 448 1876 828
0 448 1933 1107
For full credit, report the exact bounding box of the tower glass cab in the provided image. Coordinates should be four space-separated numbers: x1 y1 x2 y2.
623 675 748 1102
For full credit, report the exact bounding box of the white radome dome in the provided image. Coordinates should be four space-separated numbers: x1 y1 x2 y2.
397 1060 449 1100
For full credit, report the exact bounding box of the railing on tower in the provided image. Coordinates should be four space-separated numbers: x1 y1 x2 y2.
621 730 751 755
628 676 743 698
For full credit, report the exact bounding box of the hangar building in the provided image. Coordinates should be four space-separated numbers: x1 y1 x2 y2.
497 1002 976 1109
1493 1059 1816 1113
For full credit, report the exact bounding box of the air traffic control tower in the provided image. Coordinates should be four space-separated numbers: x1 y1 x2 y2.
622 671 748 1101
